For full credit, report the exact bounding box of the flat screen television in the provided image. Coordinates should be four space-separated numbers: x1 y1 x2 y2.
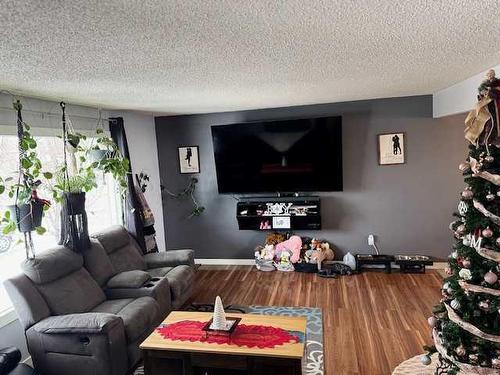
211 116 342 193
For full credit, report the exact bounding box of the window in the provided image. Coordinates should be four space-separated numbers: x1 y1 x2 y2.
0 134 122 314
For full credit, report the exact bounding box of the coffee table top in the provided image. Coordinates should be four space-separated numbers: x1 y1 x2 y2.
140 311 306 359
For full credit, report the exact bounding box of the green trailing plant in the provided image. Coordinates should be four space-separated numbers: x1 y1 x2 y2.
51 166 97 203
0 101 52 235
86 128 130 195
163 177 205 218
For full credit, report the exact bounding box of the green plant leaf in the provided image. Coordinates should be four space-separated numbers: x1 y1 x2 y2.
35 226 46 235
0 185 4 195
43 172 53 179
3 222 16 235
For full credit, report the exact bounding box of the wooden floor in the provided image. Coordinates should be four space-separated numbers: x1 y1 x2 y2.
186 266 443 375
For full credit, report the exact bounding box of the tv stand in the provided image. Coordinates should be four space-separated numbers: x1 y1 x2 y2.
236 196 321 231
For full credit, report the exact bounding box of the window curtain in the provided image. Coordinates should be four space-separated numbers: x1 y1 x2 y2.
109 117 146 251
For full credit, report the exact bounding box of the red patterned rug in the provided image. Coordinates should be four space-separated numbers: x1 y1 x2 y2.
157 320 299 348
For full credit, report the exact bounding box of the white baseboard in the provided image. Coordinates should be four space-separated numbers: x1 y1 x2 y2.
195 259 255 265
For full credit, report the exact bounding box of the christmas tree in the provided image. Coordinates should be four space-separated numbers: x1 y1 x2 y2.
422 69 500 373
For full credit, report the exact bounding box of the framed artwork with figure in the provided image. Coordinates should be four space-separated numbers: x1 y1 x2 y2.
377 132 406 165
178 146 200 173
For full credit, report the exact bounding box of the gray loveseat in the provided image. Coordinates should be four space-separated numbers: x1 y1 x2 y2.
3 226 195 375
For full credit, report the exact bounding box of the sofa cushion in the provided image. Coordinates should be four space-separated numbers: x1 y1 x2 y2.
92 226 146 273
146 267 173 278
164 266 195 302
92 297 159 342
106 271 151 289
22 247 83 285
37 268 106 315
82 239 114 286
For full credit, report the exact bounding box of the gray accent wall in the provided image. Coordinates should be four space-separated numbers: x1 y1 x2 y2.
155 95 466 260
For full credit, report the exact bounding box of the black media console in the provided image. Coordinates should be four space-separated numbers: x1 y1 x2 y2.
236 196 321 231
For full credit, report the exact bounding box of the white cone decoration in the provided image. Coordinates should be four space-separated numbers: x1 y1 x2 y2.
210 296 227 330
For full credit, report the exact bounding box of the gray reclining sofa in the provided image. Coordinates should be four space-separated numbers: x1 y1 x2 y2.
3 226 195 375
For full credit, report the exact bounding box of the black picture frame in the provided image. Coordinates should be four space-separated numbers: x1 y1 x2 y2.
178 146 200 174
377 132 406 165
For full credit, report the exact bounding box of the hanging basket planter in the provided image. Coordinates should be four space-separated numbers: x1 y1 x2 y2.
59 192 90 253
7 201 44 233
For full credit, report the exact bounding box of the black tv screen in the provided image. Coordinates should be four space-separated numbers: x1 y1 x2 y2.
211 116 342 193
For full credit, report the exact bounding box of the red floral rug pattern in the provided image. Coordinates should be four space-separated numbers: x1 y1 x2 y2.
157 320 299 348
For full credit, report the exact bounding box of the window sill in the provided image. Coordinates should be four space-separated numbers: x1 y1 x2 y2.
0 307 17 328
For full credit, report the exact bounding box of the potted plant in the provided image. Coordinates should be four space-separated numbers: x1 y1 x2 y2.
86 128 130 195
0 101 52 236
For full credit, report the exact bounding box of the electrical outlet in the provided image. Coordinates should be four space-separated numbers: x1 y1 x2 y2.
368 234 375 246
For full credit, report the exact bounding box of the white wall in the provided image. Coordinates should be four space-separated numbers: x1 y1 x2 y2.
433 64 500 118
109 110 166 250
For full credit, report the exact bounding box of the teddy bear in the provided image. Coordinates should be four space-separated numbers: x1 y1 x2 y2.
265 232 286 246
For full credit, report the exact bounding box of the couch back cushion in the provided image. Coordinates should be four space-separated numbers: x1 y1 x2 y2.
92 226 146 274
22 247 106 315
83 239 115 286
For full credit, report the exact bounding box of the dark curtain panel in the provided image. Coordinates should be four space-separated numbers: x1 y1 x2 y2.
109 117 146 251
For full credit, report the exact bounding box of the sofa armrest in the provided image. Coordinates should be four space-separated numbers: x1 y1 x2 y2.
0 346 22 375
106 270 151 289
144 249 195 268
32 313 122 335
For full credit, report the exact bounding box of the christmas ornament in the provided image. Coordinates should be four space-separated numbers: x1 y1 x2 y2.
463 236 471 246
420 354 431 366
445 266 453 275
458 201 469 215
497 190 500 197
456 224 466 235
462 258 471 268
210 296 227 330
482 227 494 238
427 316 437 328
459 162 470 171
455 345 466 356
443 282 450 290
479 300 490 311
461 189 474 200
451 251 458 259
484 270 498 284
486 192 496 201
450 298 461 310
459 268 472 280
496 237 500 247
485 155 494 163
469 354 479 364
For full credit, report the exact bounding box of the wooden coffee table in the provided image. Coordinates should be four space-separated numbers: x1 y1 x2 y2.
140 311 307 375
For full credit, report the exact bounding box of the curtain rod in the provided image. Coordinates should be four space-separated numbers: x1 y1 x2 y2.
0 106 116 122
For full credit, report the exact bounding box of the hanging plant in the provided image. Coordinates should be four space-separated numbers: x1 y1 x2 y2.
53 102 93 253
86 128 129 196
0 100 52 258
162 177 205 218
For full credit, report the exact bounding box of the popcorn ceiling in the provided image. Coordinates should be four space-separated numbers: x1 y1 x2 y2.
0 1 499 114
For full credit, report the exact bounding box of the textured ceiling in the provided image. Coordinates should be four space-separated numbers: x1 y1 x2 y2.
1 1 500 114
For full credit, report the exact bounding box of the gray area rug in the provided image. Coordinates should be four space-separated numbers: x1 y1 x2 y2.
134 304 324 375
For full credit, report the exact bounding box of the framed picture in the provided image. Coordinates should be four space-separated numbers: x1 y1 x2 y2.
377 133 406 165
272 216 291 229
178 146 200 173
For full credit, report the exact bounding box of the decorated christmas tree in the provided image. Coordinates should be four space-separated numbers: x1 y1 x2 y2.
422 70 500 373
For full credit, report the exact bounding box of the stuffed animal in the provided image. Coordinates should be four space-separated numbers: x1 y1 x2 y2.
265 232 286 246
275 235 302 263
274 249 294 272
310 242 335 270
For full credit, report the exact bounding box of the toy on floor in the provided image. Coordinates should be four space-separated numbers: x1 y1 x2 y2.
274 235 302 263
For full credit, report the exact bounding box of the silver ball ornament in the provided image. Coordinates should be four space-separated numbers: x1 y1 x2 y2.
485 155 494 163
479 300 490 311
462 237 471 246
450 298 461 310
496 237 500 247
461 189 474 200
482 227 494 238
455 345 466 356
486 193 496 201
484 270 498 284
456 224 466 235
420 354 432 366
427 316 437 327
